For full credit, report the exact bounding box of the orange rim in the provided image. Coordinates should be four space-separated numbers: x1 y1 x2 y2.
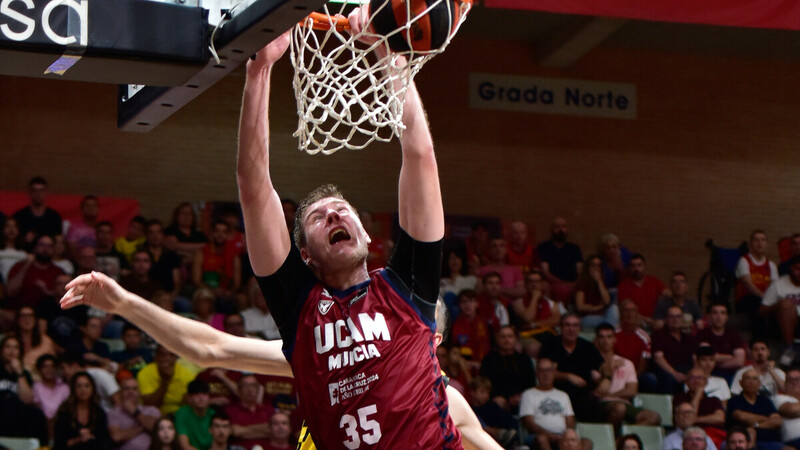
302 11 351 31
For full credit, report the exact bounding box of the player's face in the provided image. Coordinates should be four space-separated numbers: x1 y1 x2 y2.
301 197 370 273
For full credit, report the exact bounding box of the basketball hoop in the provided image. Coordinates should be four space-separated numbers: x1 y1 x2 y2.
290 0 472 155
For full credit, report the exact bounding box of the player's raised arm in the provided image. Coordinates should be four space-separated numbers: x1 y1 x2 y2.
60 272 293 378
237 32 293 276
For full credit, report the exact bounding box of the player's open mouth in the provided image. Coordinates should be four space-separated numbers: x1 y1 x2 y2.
329 227 351 244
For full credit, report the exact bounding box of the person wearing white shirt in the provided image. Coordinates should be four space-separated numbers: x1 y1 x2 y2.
730 339 785 402
735 230 778 339
773 368 800 449
760 256 800 366
240 279 280 340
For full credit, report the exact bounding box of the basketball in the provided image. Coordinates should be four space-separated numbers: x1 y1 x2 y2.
368 0 461 52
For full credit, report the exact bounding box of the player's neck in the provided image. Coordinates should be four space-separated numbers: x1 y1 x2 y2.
318 264 370 292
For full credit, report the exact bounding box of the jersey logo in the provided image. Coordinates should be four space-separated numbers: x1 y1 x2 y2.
319 300 334 315
349 288 368 306
328 382 340 405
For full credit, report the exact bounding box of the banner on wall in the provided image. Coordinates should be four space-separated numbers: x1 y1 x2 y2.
483 0 800 31
469 73 637 119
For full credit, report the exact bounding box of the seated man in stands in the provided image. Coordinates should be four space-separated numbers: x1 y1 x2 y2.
617 253 667 327
507 220 538 274
682 427 711 450
724 427 753 450
692 346 731 406
264 411 293 450
225 373 273 449
731 339 785 400
3 234 64 328
519 357 590 450
65 195 100 255
175 379 215 450
65 315 112 369
727 368 784 450
696 303 746 382
111 323 154 377
95 221 128 281
774 368 800 449
538 217 583 304
479 237 525 298
663 402 718 450
143 220 182 298
652 305 699 394
120 250 163 301
452 289 492 367
614 299 657 392
477 271 511 331
137 344 195 415
108 376 161 450
735 229 778 339
511 270 560 357
653 271 704 331
760 256 800 367
593 323 661 429
192 220 242 303
240 278 280 340
13 176 63 249
479 325 535 411
673 367 726 448
114 215 147 264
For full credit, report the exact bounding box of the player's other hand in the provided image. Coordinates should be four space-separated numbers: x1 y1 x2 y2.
247 30 291 75
61 271 128 315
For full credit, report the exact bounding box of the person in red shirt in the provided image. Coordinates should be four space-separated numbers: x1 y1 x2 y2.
735 229 778 338
225 374 274 449
506 221 538 274
617 254 667 328
614 300 658 393
450 289 491 367
477 272 511 331
3 234 64 328
192 221 242 303
263 411 293 450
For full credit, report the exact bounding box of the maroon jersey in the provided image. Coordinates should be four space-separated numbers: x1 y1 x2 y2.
258 230 462 450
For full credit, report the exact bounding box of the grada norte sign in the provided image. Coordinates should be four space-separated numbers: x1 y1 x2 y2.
1 0 87 46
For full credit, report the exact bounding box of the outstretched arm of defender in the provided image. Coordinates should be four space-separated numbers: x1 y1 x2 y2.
237 32 293 277
61 272 293 377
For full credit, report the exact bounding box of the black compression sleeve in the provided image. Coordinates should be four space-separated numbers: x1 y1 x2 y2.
385 228 443 322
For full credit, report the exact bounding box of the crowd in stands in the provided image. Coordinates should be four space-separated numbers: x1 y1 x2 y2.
2 175 800 450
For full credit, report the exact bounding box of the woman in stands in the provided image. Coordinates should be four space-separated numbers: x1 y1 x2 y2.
164 202 207 263
149 417 181 450
0 334 48 445
13 306 57 373
53 371 111 449
0 217 27 283
440 250 478 315
575 254 619 328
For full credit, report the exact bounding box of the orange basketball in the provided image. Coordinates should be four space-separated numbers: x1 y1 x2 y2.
369 0 461 52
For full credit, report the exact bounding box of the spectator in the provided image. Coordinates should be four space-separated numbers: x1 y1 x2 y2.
439 343 472 394
618 434 644 450
760 255 800 367
110 323 154 377
225 374 274 449
209 411 247 450
478 237 525 298
144 220 182 298
466 221 491 270
673 368 726 448
175 379 215 450
95 221 129 281
511 269 560 357
33 354 70 437
13 176 63 249
692 346 732 405
575 254 618 328
614 299 657 392
730 339 785 400
53 371 112 450
0 334 48 445
359 210 392 272
725 427 752 450
652 305 699 394
240 278 280 340
115 216 148 264
137 345 194 415
194 367 241 407
663 402 718 450
223 312 247 338
476 271 511 331
150 417 181 450
263 411 293 450
537 216 583 305
479 325 536 411
597 233 632 289
507 220 539 274
14 305 57 372
778 234 800 276
653 271 704 331
617 253 667 326
735 230 778 339
120 250 164 301
682 427 710 450
65 195 101 256
108 376 161 450
539 313 606 422
519 357 579 450
439 250 478 315
696 303 746 382
194 287 226 331
60 352 121 411
727 368 784 450
774 368 800 449
66 315 112 369
594 323 661 428
74 246 97 276
0 217 27 283
450 289 491 366
193 220 241 303
52 234 75 275
467 376 519 446
3 234 65 327
560 429 584 450
164 202 208 264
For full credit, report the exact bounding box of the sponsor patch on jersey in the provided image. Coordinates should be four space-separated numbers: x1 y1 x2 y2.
318 300 334 315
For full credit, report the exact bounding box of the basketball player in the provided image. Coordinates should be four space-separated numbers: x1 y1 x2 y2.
64 21 459 450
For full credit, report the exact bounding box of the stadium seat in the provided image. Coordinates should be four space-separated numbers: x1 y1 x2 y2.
633 393 673 427
576 423 615 450
621 424 664 450
0 437 40 450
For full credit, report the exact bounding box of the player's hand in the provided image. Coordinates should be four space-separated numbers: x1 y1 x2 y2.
61 272 128 315
247 31 291 74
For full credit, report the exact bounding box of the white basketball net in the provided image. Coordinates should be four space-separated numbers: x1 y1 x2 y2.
290 0 471 155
